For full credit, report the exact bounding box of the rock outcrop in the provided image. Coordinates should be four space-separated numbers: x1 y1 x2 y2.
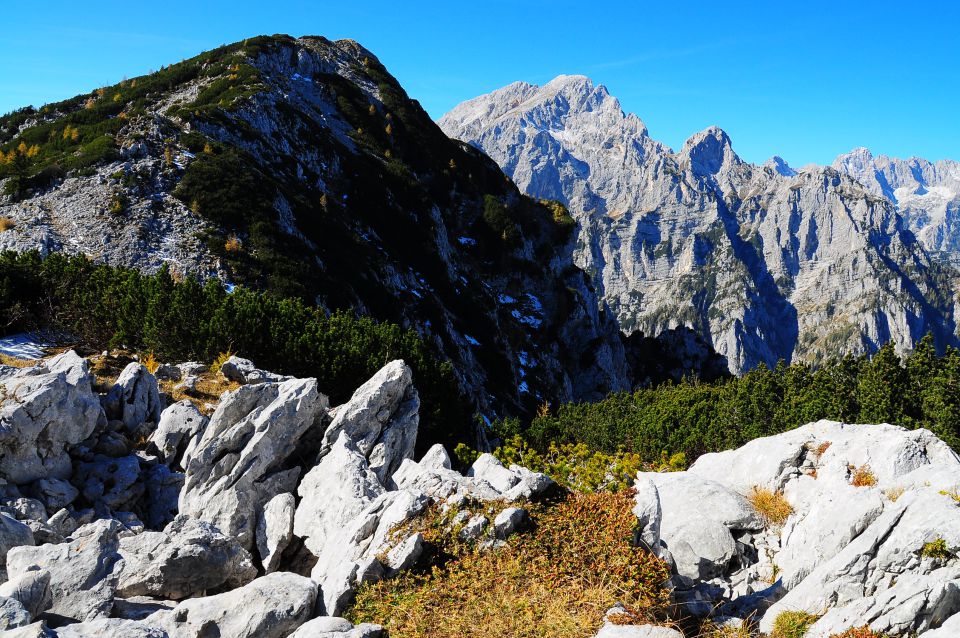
630 419 960 634
179 377 327 547
0 352 556 636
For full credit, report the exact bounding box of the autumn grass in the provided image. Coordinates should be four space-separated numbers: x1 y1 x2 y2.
0 352 39 368
0 216 15 232
883 486 905 502
140 352 160 374
348 490 672 638
850 464 877 487
771 610 820 638
748 487 793 526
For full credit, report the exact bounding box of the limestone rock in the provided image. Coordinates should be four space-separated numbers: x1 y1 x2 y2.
594 624 684 637
385 532 424 574
7 519 121 623
0 353 103 483
493 507 528 539
148 401 207 467
72 454 143 512
27 478 78 513
256 492 295 573
179 377 327 547
467 454 518 493
54 618 169 637
104 363 162 431
0 596 31 629
219 356 292 385
0 570 52 620
294 433 385 558
116 515 257 599
0 513 34 580
287 616 384 637
147 572 316 638
321 361 419 485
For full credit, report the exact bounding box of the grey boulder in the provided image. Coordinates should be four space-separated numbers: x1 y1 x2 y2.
6 519 121 623
0 352 103 483
321 360 419 485
115 515 257 599
147 572 316 638
104 363 162 431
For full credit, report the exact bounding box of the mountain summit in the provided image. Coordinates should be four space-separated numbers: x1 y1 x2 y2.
440 77 959 373
0 38 647 425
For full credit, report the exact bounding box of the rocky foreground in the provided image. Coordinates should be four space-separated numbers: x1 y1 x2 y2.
0 351 957 636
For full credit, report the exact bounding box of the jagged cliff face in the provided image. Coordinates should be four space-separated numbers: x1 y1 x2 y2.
834 148 960 264
0 38 633 422
439 76 959 372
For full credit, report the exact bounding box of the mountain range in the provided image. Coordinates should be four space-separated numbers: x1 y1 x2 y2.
439 76 960 372
0 37 730 428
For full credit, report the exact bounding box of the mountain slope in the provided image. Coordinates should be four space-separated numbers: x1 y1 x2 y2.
0 37 639 428
439 76 959 372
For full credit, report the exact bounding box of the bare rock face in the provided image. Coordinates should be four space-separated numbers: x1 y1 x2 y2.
255 492 295 574
115 515 257 599
179 377 327 548
148 400 207 467
440 77 959 373
834 148 960 264
0 351 104 483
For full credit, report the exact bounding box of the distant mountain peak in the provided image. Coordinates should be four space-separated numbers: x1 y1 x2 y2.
680 126 740 176
763 155 797 177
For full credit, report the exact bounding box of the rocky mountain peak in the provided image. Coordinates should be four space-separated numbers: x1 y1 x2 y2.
679 125 740 176
763 155 797 177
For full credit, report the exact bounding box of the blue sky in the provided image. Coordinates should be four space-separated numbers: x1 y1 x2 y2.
2 1 957 166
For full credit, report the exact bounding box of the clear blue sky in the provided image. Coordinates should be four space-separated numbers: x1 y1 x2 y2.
2 1 958 166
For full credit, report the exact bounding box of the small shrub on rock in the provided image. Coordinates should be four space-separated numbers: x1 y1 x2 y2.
920 537 952 560
850 464 877 487
748 487 793 526
0 216 15 232
828 626 889 638
771 610 820 638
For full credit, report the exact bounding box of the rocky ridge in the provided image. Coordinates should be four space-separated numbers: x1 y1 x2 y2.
635 419 960 634
439 76 960 373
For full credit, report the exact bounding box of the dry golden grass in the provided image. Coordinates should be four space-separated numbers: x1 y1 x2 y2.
0 353 39 368
850 464 877 487
210 350 235 373
160 373 239 415
748 487 794 527
348 491 672 638
814 440 832 457
0 216 16 232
